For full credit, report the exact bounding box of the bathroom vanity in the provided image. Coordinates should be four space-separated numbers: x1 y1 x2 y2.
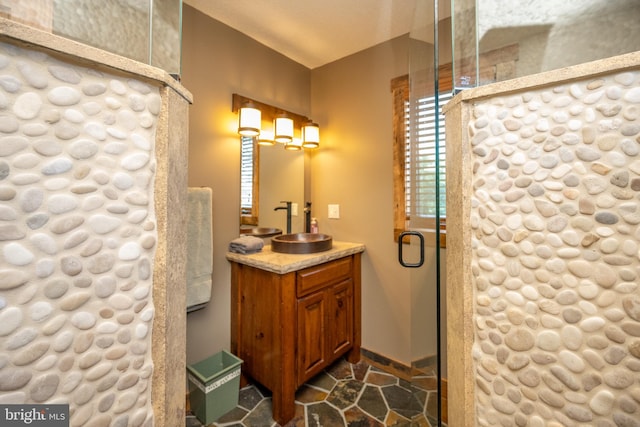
227 242 364 425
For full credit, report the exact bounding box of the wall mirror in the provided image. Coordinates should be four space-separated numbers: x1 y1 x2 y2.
234 95 309 234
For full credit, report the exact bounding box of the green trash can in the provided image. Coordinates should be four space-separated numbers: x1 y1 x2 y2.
187 350 243 424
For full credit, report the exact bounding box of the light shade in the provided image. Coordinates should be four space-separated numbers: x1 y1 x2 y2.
284 137 302 151
302 122 320 148
257 129 275 146
238 102 261 136
274 114 294 143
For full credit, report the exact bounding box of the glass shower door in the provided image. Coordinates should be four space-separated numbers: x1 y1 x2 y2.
398 1 451 425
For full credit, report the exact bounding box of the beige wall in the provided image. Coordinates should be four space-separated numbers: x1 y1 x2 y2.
310 38 414 364
182 6 446 367
181 6 311 364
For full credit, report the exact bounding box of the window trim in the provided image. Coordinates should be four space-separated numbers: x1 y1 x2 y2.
392 45 520 247
391 66 451 248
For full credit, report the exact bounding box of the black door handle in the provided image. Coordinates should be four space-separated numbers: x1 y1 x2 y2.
398 231 425 268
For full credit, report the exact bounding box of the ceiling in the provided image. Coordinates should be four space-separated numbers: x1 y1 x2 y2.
183 0 424 69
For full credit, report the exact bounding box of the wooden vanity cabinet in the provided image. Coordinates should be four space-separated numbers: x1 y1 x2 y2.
230 253 361 425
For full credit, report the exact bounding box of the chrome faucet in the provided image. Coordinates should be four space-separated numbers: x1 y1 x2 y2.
274 201 292 234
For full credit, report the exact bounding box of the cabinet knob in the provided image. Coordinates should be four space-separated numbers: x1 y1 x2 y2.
337 300 344 308
256 332 264 339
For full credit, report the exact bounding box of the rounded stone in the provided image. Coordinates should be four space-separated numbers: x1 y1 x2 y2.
604 346 627 365
29 301 53 322
72 332 94 354
605 325 627 344
536 330 561 352
80 238 103 257
0 308 23 336
95 277 117 298
78 351 102 369
629 340 640 359
47 86 81 106
86 362 114 381
5 327 38 351
560 325 582 350
69 139 99 160
42 279 68 300
12 341 50 366
41 314 67 336
116 373 140 391
623 295 640 321
13 92 42 120
505 329 535 351
51 330 75 352
491 396 516 415
60 256 83 276
603 369 634 389
3 242 34 266
121 153 150 171
0 369 32 391
62 232 89 252
59 292 91 311
71 311 96 330
539 389 564 408
88 214 121 234
29 373 59 402
109 294 133 310
98 393 116 412
118 242 142 261
114 391 138 413
113 172 134 190
589 389 615 416
60 371 82 394
49 215 84 234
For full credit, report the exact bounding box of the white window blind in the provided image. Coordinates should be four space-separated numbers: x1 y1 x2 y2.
405 91 453 227
240 136 254 215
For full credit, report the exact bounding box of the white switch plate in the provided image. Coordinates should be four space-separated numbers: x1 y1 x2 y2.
291 203 298 216
328 204 340 219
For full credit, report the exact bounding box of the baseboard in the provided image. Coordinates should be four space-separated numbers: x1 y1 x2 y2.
360 348 448 424
360 347 413 381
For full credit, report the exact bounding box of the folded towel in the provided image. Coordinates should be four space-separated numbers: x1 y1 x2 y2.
229 235 264 254
187 187 213 311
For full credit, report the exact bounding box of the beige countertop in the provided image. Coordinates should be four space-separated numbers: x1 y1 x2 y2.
226 241 365 274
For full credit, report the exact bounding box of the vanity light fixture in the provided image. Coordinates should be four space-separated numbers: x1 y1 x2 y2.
237 101 261 137
274 114 294 143
257 129 275 146
232 93 320 149
302 121 320 149
284 137 303 151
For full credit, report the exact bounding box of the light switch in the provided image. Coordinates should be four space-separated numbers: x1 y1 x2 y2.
328 204 340 219
291 203 298 216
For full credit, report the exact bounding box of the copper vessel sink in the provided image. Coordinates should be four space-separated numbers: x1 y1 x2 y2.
271 233 333 254
239 227 283 238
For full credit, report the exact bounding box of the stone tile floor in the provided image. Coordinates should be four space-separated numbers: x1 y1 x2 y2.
186 358 446 427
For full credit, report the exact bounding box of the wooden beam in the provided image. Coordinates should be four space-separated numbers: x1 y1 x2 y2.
232 93 311 128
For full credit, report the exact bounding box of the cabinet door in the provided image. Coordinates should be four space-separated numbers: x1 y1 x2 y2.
329 279 353 358
297 291 327 384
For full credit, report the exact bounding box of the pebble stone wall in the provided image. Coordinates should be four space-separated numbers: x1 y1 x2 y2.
0 40 160 426
470 70 640 427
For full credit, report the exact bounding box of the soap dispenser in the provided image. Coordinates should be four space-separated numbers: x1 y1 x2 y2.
310 218 318 233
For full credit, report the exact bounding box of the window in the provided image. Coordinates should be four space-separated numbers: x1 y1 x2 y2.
392 45 520 246
240 136 259 225
392 65 452 247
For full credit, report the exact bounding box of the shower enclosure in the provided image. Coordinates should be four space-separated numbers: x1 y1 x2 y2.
0 0 182 75
404 0 640 425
